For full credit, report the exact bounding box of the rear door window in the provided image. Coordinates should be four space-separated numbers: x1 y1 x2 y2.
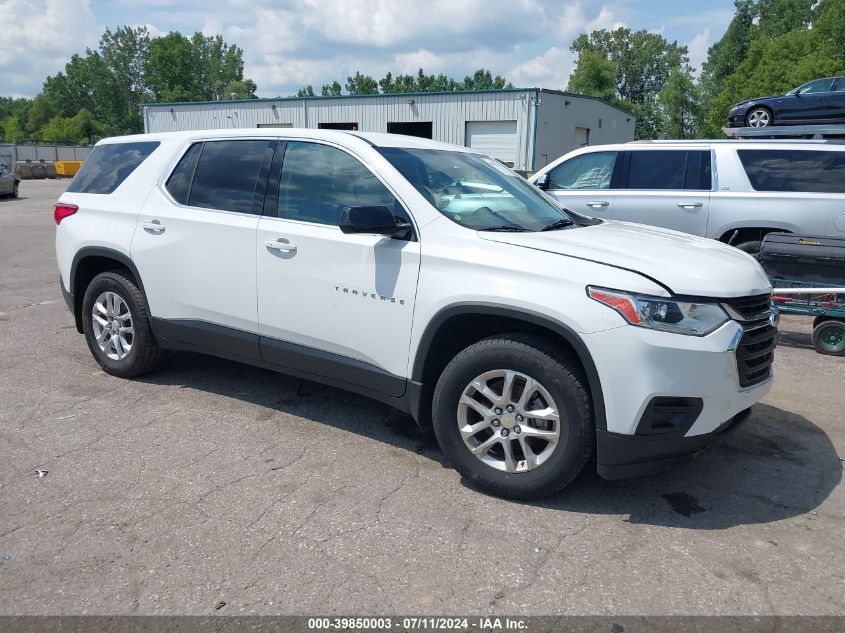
67 141 159 194
187 140 274 213
738 149 845 193
547 151 617 189
624 150 711 190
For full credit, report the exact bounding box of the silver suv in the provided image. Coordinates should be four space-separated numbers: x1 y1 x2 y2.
530 139 845 254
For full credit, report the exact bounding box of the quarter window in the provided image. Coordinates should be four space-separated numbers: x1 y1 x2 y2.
67 141 159 194
278 142 398 225
738 149 845 193
547 152 617 190
165 142 202 205
187 140 273 213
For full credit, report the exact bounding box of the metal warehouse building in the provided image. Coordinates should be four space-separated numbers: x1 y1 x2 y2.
143 88 635 172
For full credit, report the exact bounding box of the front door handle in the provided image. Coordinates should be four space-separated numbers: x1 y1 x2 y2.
586 200 610 208
677 202 703 209
265 239 297 253
142 221 165 233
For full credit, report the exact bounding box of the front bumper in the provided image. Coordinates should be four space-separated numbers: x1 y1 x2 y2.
726 113 746 128
597 407 752 479
581 320 773 478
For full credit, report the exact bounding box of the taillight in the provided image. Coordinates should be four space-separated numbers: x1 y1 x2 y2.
54 203 78 225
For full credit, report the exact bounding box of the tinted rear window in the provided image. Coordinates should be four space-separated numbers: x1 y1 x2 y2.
187 140 273 213
738 149 845 193
67 141 159 194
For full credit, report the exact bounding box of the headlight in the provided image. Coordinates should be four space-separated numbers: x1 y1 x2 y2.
588 287 729 336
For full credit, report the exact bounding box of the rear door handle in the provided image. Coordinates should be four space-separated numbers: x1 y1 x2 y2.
586 200 610 208
265 239 297 253
677 202 703 209
142 221 165 233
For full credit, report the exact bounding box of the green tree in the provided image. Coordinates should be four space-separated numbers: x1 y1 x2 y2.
345 71 379 95
570 27 689 138
296 85 315 97
99 26 151 131
659 67 702 138
1 116 23 143
566 50 616 102
321 81 342 96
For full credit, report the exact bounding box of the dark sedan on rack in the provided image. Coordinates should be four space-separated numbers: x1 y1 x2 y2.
727 76 845 128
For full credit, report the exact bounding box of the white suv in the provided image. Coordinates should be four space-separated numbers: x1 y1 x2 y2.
55 129 777 499
530 139 845 254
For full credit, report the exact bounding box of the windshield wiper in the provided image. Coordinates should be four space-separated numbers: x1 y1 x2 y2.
480 225 529 232
540 219 575 231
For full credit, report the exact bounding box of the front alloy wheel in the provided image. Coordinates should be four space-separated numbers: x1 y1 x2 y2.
432 335 595 500
458 369 562 473
746 108 771 127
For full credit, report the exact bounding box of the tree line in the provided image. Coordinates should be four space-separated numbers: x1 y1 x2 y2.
0 26 257 145
295 69 512 97
566 0 845 139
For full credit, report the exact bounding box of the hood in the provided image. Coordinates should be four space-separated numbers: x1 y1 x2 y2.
732 95 782 108
478 221 772 298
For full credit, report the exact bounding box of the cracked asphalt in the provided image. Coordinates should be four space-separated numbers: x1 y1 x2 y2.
1 179 843 616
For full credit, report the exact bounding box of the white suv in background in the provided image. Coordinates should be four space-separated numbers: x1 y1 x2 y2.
56 129 777 499
530 139 845 254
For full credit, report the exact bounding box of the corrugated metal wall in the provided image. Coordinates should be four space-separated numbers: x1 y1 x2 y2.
144 91 538 170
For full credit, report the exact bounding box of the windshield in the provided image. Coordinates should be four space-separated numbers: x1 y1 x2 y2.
377 147 576 232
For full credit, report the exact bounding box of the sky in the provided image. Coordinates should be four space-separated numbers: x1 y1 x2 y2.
0 0 736 100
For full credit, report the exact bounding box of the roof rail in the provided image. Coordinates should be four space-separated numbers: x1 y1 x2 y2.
722 123 845 139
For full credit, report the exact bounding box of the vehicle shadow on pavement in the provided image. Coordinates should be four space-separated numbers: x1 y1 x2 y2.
533 402 842 529
139 351 445 462
141 356 840 530
777 329 816 351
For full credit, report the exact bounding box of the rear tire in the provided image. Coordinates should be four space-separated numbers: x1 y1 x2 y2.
812 320 845 356
81 271 166 377
432 334 594 500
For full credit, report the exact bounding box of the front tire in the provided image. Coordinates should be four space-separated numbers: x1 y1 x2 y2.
11 181 19 198
432 335 594 500
735 240 763 258
81 270 166 377
746 108 772 127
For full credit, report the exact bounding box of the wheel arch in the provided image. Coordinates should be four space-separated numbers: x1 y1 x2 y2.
69 247 146 334
410 303 607 431
717 226 793 246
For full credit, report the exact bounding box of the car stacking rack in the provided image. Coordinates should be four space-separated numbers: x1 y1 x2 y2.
723 124 845 139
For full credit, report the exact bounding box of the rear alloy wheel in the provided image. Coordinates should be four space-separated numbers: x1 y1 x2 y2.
432 335 594 499
82 270 167 377
812 320 845 356
746 108 771 127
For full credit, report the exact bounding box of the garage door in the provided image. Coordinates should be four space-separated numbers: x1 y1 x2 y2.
465 121 518 166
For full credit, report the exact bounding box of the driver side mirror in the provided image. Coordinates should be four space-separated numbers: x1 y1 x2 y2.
339 205 412 239
535 173 550 190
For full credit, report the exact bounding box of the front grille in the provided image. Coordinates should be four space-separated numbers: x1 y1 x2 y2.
722 294 777 388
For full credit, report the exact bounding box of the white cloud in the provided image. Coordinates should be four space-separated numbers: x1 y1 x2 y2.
0 0 101 95
686 29 710 76
0 0 733 100
508 46 575 90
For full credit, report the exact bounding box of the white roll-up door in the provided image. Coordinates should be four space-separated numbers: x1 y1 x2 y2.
465 121 518 166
